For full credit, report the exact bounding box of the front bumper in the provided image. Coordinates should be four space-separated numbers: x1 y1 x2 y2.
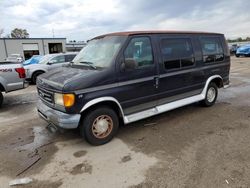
37 99 81 129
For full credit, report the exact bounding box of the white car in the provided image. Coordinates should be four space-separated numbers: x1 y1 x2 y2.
24 52 77 84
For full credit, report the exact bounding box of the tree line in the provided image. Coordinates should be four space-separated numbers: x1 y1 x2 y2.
0 28 29 38
227 37 250 43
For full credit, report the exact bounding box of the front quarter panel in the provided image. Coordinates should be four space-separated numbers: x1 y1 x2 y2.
27 64 48 79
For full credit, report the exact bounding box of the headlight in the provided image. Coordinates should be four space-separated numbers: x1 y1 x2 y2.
54 93 75 107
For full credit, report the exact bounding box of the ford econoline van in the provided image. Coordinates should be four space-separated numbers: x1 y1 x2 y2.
37 31 230 145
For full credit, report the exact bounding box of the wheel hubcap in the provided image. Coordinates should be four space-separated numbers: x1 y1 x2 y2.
207 87 216 102
92 115 113 139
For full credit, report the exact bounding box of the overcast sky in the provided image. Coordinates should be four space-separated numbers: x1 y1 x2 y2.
0 0 250 41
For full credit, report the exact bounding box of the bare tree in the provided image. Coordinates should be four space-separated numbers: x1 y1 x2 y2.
11 28 29 38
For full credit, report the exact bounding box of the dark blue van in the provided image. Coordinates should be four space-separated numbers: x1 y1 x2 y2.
36 31 230 145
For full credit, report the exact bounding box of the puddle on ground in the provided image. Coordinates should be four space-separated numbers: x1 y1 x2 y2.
17 126 55 152
73 150 87 158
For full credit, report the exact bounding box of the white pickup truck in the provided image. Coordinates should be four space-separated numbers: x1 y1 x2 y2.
0 62 27 107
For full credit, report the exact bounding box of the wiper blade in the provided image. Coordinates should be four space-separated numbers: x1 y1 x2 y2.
78 61 97 69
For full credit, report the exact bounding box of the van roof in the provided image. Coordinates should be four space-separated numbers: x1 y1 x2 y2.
93 30 223 39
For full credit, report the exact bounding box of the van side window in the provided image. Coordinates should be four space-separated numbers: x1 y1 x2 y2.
160 38 194 70
124 37 153 68
200 37 224 63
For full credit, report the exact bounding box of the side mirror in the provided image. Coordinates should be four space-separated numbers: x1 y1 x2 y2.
122 58 137 71
47 60 56 65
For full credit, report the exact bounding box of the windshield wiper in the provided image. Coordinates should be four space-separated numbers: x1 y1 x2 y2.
77 61 97 70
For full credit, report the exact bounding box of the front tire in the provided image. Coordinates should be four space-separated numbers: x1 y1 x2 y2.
32 71 43 84
201 82 218 107
0 92 3 108
80 106 119 146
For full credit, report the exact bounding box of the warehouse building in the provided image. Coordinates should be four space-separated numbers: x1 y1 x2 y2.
0 38 66 61
66 42 86 52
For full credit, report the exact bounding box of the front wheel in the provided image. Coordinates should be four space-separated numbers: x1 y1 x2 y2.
201 82 218 107
0 92 3 108
32 71 43 84
80 106 119 145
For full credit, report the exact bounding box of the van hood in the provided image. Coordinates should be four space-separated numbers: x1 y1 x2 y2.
37 66 113 92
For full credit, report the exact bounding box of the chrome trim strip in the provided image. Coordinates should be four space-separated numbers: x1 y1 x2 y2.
118 76 154 87
75 76 155 94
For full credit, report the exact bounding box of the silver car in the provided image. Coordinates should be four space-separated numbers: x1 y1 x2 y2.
0 62 28 107
25 52 77 83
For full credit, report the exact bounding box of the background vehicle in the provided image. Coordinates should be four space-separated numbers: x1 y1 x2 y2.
5 54 24 62
36 31 230 145
25 52 77 84
0 62 27 107
23 55 43 66
229 44 238 55
235 44 250 57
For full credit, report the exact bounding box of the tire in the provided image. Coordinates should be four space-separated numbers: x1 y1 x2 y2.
0 92 3 108
201 82 218 107
235 54 240 58
32 71 43 84
80 106 119 146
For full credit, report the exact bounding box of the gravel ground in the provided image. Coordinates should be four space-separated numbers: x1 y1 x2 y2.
0 56 250 188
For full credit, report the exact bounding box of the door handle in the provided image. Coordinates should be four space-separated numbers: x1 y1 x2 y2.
154 76 159 89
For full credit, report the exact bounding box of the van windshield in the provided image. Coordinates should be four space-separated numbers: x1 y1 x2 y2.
72 36 127 69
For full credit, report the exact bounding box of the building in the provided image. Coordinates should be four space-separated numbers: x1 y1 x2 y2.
0 38 66 61
66 42 86 52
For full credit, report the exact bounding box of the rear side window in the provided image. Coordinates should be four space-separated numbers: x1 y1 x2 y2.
200 37 224 63
124 37 153 68
65 54 76 62
160 38 194 70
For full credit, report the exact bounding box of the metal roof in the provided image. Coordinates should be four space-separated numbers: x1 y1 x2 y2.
0 38 66 40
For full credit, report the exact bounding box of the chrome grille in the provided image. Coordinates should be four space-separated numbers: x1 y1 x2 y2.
38 88 53 104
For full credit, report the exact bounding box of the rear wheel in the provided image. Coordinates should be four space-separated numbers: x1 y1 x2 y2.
0 92 3 108
32 71 44 84
235 54 240 58
80 106 119 145
201 82 218 107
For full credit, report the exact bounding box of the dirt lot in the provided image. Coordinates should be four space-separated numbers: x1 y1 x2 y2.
0 57 250 188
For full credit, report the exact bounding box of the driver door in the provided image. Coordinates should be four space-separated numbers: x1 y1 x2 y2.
117 36 158 115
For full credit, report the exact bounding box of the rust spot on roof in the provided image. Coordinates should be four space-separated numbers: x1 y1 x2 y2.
92 30 223 39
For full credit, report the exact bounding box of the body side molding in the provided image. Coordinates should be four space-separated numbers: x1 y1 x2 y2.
80 75 223 124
